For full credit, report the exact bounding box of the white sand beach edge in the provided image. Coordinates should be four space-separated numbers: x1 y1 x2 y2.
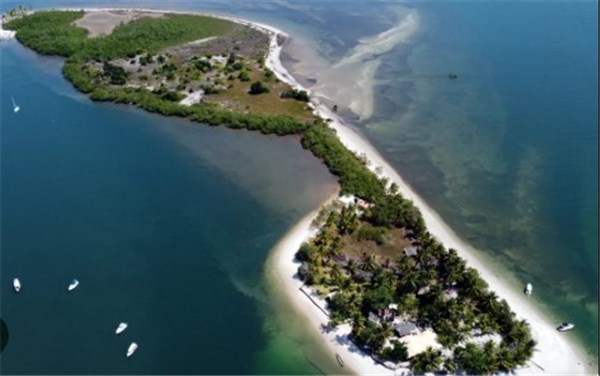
0 21 16 40
266 195 398 375
251 10 595 376
25 7 596 374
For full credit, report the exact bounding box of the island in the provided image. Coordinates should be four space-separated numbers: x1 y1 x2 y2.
3 7 592 375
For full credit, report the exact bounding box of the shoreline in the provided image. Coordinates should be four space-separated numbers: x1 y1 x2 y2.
250 9 596 375
265 194 396 375
10 7 596 374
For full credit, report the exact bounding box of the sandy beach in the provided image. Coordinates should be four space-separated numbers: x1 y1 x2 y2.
255 11 596 376
0 22 16 40
267 198 400 375
13 7 596 374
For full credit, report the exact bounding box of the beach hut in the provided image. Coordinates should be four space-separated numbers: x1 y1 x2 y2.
403 246 418 257
338 195 356 207
356 198 374 210
393 321 418 338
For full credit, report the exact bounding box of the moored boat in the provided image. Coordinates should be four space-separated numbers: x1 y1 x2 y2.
524 283 532 296
115 322 128 335
11 96 20 113
557 322 574 332
68 279 79 291
127 342 138 358
13 278 21 292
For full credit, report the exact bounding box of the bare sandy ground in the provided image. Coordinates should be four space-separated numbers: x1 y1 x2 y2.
1 18 17 40
73 10 163 37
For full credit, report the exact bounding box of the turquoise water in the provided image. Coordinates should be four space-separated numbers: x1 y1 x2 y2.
365 2 598 358
1 42 335 373
212 0 599 360
1 0 597 372
188 0 600 363
234 0 598 361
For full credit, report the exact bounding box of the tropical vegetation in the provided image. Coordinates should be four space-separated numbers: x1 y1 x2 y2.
5 10 536 373
295 194 536 373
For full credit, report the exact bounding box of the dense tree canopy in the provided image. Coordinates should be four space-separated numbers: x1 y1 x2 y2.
301 124 386 201
7 12 535 373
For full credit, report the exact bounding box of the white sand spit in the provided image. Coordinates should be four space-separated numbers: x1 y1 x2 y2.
258 10 595 375
73 10 163 37
20 7 597 374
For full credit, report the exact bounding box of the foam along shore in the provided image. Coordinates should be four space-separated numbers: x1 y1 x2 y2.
0 24 16 40
15 7 595 374
254 12 596 376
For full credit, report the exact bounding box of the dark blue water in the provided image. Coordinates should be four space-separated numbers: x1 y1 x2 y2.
1 42 335 374
1 0 597 370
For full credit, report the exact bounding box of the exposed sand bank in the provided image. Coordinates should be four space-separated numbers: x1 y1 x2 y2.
0 28 15 40
20 7 596 374
73 10 163 37
257 11 596 375
0 20 16 40
280 8 420 121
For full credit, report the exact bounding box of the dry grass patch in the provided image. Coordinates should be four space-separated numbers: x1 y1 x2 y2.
342 227 412 264
74 10 164 38
204 64 315 120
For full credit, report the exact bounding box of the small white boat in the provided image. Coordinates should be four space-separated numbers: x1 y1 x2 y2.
11 96 20 113
524 283 532 296
68 279 79 291
126 342 138 358
13 278 21 292
557 322 575 332
115 322 128 335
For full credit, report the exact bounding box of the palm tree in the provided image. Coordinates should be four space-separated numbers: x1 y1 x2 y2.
381 322 394 339
395 254 413 275
417 231 435 248
443 357 457 373
411 347 443 374
440 248 466 285
338 206 359 234
513 338 537 366
387 339 409 363
455 342 489 375
328 235 344 258
496 344 517 372
477 313 500 335
505 319 531 344
330 264 344 286
361 252 377 271
347 258 358 275
479 291 501 317
314 228 331 250
459 268 489 299
483 340 499 371
416 248 434 268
